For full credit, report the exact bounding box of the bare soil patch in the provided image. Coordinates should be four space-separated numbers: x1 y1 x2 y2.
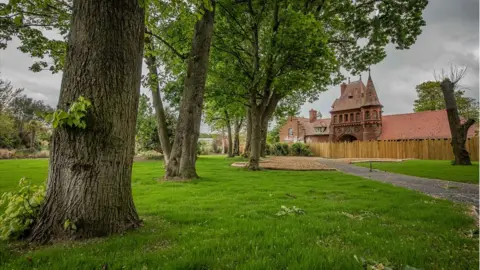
232 156 336 171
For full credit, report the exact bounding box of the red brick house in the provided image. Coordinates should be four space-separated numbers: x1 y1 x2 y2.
280 74 477 143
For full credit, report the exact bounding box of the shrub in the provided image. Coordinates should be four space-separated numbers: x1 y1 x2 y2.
0 178 46 240
290 142 312 156
265 143 273 155
272 143 289 156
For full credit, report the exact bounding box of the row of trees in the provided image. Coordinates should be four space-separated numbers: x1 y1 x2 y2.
0 0 429 242
0 76 52 149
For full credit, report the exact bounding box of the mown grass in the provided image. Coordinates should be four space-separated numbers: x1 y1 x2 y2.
0 157 478 269
355 160 479 184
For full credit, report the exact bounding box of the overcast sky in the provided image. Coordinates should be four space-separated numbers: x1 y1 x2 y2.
302 0 479 119
0 0 478 130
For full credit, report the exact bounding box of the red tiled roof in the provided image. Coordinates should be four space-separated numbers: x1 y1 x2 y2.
297 117 331 136
331 80 365 112
378 110 477 140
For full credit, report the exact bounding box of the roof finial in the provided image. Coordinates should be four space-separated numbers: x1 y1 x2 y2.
348 77 350 83
368 66 372 80
359 74 362 81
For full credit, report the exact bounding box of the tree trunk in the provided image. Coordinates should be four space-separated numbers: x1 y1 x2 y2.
30 0 144 243
248 93 281 169
145 36 172 164
260 119 268 157
242 108 251 157
31 130 36 149
221 127 226 154
225 110 233 157
248 107 262 170
165 4 215 180
233 117 243 156
441 79 475 165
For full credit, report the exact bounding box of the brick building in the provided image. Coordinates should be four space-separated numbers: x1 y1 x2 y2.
280 73 477 143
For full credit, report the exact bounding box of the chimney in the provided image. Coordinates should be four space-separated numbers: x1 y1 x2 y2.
341 82 347 96
309 109 317 123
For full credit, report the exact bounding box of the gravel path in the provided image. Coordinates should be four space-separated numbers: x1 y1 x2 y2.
318 158 479 209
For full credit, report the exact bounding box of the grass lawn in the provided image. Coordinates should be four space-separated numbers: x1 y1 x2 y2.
355 160 479 184
0 157 478 269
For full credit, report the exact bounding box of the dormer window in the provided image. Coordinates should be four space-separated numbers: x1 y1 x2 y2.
288 128 293 136
314 127 327 133
348 95 353 99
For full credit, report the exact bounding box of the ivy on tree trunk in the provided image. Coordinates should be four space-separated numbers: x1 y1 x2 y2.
30 0 145 243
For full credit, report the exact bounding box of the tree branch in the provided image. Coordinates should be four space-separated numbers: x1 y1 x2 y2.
462 118 476 133
144 29 188 61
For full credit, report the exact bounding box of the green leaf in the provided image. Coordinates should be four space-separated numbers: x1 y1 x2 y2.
13 15 23 26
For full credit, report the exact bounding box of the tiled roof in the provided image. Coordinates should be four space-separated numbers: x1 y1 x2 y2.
331 80 365 112
331 77 383 112
378 110 477 140
297 117 331 136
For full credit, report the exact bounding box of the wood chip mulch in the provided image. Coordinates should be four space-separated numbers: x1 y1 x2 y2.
231 156 336 171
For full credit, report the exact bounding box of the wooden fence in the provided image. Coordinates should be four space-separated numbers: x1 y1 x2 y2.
307 138 479 161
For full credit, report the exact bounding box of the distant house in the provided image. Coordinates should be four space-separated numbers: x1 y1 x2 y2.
280 73 478 143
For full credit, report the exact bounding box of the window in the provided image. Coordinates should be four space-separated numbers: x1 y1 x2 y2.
339 115 343 123
334 115 338 123
315 127 327 133
350 113 354 122
365 111 370 120
345 114 348 122
348 95 353 99
356 112 361 121
288 128 293 136
373 110 378 119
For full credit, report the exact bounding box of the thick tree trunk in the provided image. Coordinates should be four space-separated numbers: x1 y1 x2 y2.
441 79 475 165
30 0 144 243
145 37 172 164
233 117 243 156
260 118 268 157
248 107 262 170
242 108 252 157
165 4 215 180
225 110 233 157
248 93 281 169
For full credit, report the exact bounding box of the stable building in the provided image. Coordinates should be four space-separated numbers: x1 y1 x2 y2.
280 73 477 143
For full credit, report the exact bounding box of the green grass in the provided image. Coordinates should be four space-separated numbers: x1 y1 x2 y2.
355 160 479 184
0 157 478 269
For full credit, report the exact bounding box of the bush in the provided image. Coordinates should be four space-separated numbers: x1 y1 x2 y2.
0 178 46 240
0 149 50 159
272 143 289 156
290 142 312 156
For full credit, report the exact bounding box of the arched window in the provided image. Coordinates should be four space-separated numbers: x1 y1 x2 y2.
356 112 361 121
373 110 378 119
339 115 343 123
365 111 370 120
288 128 293 136
350 113 354 122
345 114 348 122
334 115 338 123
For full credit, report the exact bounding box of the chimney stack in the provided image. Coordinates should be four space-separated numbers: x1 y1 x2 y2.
309 109 317 123
341 82 347 96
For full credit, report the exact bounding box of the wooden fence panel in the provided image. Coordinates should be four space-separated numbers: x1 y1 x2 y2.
307 137 479 161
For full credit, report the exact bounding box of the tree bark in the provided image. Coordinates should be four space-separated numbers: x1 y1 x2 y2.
441 79 476 165
30 0 144 243
165 4 215 180
242 108 251 157
145 36 172 164
248 93 281 169
221 126 226 154
233 117 243 156
225 110 233 157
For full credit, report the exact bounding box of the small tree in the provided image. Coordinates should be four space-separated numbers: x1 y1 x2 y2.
436 65 476 165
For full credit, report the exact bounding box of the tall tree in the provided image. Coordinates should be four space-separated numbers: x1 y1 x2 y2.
214 0 428 169
0 76 24 112
30 0 145 242
164 2 216 179
437 66 476 165
413 81 479 120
